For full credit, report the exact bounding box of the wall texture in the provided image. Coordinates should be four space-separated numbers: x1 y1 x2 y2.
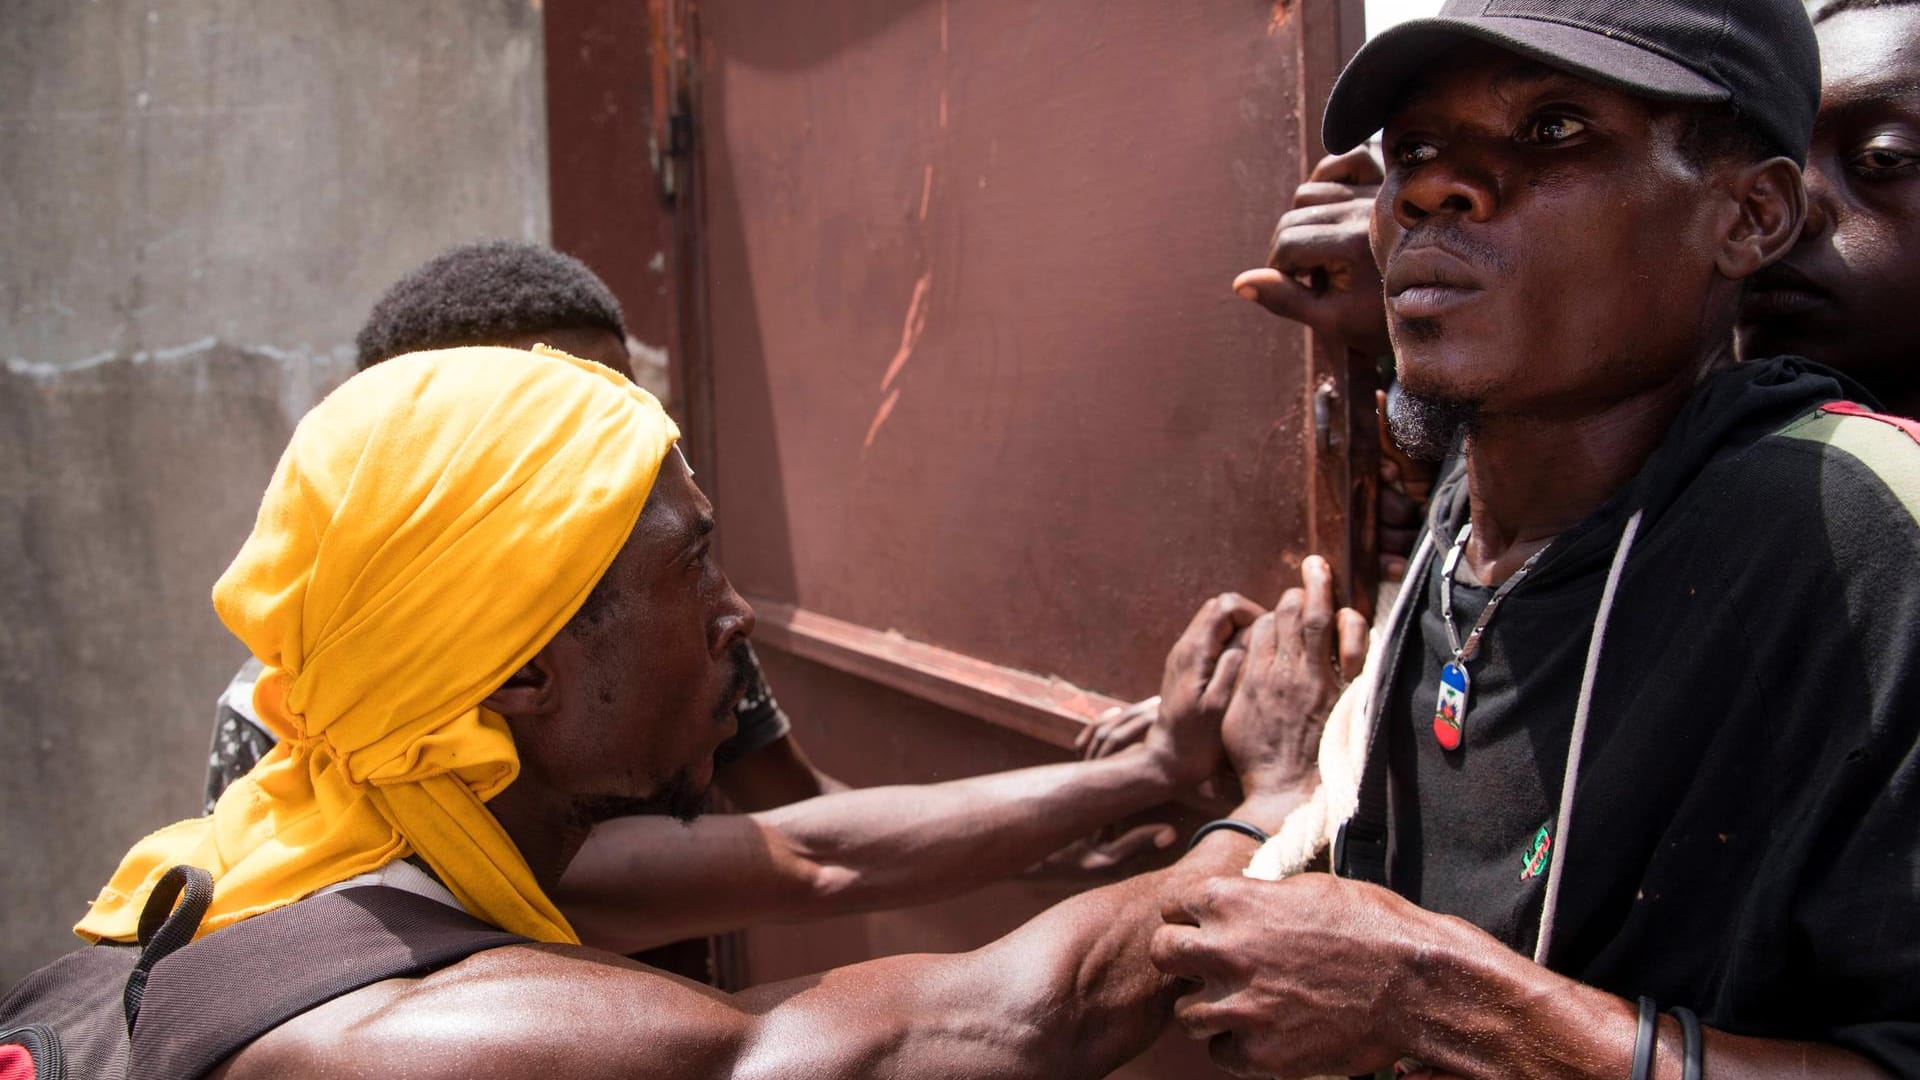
0 0 549 983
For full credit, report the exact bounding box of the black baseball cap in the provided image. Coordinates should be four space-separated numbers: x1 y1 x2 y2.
1322 0 1821 165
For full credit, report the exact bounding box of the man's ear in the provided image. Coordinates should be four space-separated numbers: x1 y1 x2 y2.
482 648 562 720
1717 156 1806 282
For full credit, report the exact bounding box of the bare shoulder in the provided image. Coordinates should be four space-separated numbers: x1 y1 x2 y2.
208 942 750 1080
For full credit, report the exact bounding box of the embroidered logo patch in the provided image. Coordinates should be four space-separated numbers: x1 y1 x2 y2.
1519 823 1553 881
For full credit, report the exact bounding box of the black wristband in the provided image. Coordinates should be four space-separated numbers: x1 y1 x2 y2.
1187 818 1271 851
1671 1006 1702 1080
1631 996 1658 1080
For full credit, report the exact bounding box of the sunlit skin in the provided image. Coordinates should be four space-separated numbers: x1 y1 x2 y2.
205 435 1370 1078
312 322 1192 960
1738 4 1920 417
479 454 756 887
1369 44 1801 584
499 325 858 814
1248 10 1920 424
1152 45 1890 1080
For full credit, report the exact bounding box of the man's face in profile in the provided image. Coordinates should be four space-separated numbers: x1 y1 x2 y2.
523 451 755 826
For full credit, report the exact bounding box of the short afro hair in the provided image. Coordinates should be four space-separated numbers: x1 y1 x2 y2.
1811 0 1919 22
1677 105 1790 173
354 240 626 370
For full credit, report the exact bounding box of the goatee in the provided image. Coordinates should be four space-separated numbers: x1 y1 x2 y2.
1386 381 1479 463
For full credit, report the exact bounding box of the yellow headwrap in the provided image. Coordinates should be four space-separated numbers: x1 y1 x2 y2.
76 345 679 945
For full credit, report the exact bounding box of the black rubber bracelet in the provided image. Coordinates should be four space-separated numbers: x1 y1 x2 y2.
1672 1006 1702 1080
1631 996 1658 1080
1187 818 1271 851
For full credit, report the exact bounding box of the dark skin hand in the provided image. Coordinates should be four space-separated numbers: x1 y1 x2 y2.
1153 873 1888 1080
1232 148 1435 580
1143 44 1888 1079
1219 555 1367 798
208 478 1301 1078
1235 146 1392 357
1078 554 1369 790
1737 5 1920 419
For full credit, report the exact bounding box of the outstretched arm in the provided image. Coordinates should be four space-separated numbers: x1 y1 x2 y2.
230 593 1308 1080
554 593 1264 954
726 798 1294 1080
562 744 1197 952
232 799 1296 1080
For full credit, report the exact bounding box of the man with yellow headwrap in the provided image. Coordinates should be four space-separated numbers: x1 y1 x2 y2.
13 342 1319 1078
181 240 1258 963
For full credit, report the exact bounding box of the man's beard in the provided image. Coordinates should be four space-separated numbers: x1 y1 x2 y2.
569 642 754 829
572 769 709 828
1386 380 1479 463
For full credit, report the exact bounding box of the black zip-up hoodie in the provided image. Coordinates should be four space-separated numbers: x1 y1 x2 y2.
1336 358 1920 1071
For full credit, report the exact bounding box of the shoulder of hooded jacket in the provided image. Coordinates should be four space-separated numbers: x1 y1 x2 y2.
1765 401 1920 532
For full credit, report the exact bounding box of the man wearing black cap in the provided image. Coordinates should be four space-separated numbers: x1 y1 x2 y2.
1149 1 1920 1078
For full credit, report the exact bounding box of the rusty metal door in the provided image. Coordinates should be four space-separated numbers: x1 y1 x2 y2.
549 1 1368 1075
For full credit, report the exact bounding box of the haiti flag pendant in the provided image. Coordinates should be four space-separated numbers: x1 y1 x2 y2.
1432 661 1469 750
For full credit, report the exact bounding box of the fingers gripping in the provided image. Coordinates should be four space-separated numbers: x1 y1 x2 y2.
1298 556 1336 662
1082 696 1158 759
1337 609 1370 682
1232 267 1321 323
1306 145 1385 187
1203 647 1249 714
1181 593 1260 677
1149 922 1208 978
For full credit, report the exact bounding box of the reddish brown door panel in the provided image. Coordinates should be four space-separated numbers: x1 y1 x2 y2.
546 0 710 420
693 0 1364 710
551 1 1369 1075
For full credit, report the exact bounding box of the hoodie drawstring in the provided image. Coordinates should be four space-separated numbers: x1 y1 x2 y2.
1533 508 1645 965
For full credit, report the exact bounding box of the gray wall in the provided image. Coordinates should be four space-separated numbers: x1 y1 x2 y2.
1 0 550 983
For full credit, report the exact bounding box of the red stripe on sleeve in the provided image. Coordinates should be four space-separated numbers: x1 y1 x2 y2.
1821 400 1920 445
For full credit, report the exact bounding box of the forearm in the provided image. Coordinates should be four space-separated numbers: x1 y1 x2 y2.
1412 934 1892 1080
756 747 1186 917
737 795 1287 1080
558 747 1191 953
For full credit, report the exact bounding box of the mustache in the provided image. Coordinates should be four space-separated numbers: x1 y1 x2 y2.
713 640 754 722
1390 222 1513 276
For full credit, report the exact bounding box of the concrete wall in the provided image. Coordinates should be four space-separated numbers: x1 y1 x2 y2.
1 0 549 984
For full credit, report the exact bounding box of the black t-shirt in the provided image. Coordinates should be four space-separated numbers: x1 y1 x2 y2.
1382 547 1597 957
1339 361 1920 1073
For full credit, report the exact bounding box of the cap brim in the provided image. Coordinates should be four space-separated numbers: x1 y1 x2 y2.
1322 16 1731 153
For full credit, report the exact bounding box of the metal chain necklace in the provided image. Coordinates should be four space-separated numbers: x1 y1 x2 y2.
1432 521 1552 751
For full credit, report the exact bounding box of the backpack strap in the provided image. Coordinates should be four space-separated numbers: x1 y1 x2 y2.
127 885 528 1080
123 865 216 1033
